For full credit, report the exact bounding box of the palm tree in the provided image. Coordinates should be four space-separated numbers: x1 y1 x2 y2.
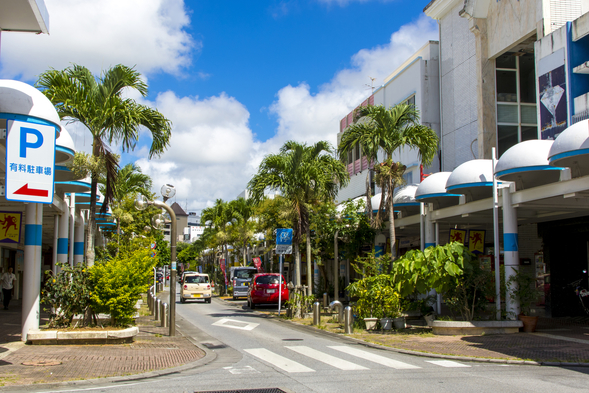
229 198 257 267
36 64 172 266
338 104 438 262
99 163 153 254
201 199 235 289
248 140 349 293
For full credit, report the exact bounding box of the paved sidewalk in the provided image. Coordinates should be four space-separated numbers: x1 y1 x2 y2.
222 297 589 366
0 293 207 388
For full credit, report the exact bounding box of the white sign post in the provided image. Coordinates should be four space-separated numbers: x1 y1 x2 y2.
5 120 56 204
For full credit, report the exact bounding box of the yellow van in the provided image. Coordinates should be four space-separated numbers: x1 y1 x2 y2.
180 273 212 303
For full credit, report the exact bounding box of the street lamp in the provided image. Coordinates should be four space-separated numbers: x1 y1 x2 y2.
135 193 178 336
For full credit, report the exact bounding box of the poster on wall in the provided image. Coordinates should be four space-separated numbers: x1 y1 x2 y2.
539 65 567 140
449 229 467 244
468 230 486 254
0 211 22 244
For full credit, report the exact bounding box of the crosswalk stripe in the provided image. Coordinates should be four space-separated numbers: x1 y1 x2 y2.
426 360 470 368
245 348 315 373
286 346 369 370
329 346 421 369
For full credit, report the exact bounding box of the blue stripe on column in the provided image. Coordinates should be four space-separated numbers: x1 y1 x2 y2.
57 238 68 254
504 233 519 252
425 243 435 248
25 225 42 246
74 242 84 255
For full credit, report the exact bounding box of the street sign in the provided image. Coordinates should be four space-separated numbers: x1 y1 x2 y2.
5 120 56 203
150 241 157 249
276 228 293 255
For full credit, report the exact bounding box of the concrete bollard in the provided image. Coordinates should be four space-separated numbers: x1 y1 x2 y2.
312 302 321 326
329 300 343 323
155 298 161 321
161 302 168 327
323 293 328 309
344 306 353 334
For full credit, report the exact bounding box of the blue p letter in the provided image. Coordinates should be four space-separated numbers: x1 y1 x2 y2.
20 127 43 158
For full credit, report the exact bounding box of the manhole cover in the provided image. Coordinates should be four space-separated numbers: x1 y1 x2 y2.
195 389 286 393
22 360 62 366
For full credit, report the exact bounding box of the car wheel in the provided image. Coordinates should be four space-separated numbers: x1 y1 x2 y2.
250 300 255 309
180 297 185 304
232 296 237 301
206 298 212 304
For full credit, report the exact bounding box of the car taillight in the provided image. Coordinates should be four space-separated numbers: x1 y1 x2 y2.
207 285 210 289
183 285 187 289
233 279 236 286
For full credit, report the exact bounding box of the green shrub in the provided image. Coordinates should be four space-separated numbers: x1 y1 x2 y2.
347 274 402 321
90 248 155 326
41 263 94 327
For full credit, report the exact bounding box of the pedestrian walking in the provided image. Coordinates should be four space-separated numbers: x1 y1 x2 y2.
1 267 16 310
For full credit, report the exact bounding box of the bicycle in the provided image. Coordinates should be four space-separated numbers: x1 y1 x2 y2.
564 278 589 315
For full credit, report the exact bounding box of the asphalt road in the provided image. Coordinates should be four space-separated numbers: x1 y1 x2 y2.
30 287 589 393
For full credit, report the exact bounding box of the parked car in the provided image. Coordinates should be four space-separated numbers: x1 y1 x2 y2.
156 272 163 284
247 273 288 309
180 271 197 283
180 273 212 303
231 266 257 300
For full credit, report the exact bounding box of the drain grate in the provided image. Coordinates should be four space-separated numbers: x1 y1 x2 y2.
195 389 286 393
282 338 303 341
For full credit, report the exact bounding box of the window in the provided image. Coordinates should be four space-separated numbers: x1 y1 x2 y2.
495 53 538 157
404 95 416 107
354 143 360 161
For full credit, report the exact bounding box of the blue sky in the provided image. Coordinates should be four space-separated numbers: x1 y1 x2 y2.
0 0 438 212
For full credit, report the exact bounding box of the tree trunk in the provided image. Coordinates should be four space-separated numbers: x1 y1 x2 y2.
388 179 397 272
365 170 373 225
86 153 98 267
306 227 312 295
294 242 301 287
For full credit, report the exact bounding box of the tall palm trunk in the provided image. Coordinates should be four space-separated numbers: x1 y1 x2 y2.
306 227 312 295
294 242 301 287
86 142 99 267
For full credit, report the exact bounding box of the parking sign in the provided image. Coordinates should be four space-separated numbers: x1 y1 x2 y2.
276 228 293 255
5 120 56 203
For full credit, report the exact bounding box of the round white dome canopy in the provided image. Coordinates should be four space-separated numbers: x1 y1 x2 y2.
392 184 420 216
55 179 91 194
495 140 563 190
415 172 461 208
55 127 75 164
446 159 495 201
0 80 61 134
548 119 589 178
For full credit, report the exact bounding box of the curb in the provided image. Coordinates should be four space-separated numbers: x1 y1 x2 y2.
219 297 589 367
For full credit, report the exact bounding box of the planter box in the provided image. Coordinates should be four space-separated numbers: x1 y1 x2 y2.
27 326 138 345
431 320 523 336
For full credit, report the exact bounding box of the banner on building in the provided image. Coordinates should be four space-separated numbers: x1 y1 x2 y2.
0 211 22 244
468 230 485 254
449 229 466 244
220 259 228 285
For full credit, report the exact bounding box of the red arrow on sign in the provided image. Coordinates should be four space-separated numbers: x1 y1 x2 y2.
14 184 49 197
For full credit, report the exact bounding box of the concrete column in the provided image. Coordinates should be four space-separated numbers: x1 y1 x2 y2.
424 203 435 249
57 198 69 269
68 194 76 267
52 214 58 275
22 203 43 342
502 186 520 319
74 210 84 264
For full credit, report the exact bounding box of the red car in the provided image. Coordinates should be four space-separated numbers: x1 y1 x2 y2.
247 273 288 309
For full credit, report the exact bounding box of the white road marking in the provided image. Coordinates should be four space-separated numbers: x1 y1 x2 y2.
426 360 471 368
227 365 260 374
212 318 259 331
531 332 589 345
329 346 421 369
286 346 368 370
245 348 315 373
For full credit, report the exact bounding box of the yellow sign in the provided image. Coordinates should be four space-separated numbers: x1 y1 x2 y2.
449 229 466 244
0 211 22 244
468 230 486 254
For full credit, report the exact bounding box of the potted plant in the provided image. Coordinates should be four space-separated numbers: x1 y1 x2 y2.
508 268 541 332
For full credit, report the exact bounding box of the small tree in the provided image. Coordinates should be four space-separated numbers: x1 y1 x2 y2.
90 248 155 326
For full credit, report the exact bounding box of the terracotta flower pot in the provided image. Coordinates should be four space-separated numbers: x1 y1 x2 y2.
518 314 539 333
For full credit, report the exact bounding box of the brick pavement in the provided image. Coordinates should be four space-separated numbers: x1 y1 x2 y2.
0 298 206 387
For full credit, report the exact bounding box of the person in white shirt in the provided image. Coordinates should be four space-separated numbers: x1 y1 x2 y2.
1 267 16 310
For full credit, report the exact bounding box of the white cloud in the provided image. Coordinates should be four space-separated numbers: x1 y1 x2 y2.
0 0 195 81
137 15 438 213
263 14 438 150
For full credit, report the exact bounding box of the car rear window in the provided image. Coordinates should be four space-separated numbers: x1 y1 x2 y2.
235 269 256 279
185 275 209 284
255 275 281 285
